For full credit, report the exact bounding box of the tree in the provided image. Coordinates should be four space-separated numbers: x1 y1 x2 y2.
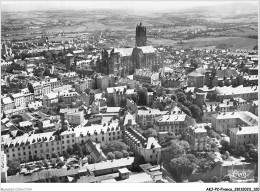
211 142 217 149
184 154 199 164
211 176 220 183
137 90 147 105
57 160 65 168
101 140 129 154
179 104 192 117
132 155 146 168
50 176 59 183
176 92 187 104
46 153 50 159
122 150 129 158
237 145 246 156
114 151 123 159
220 140 230 151
142 128 158 138
197 158 215 173
178 140 190 151
40 154 46 160
63 151 70 160
82 146 88 156
51 159 56 167
129 151 134 157
42 159 49 168
7 159 21 176
169 157 195 182
36 161 43 168
189 104 202 120
52 152 59 158
184 101 193 108
66 147 73 155
25 164 32 172
245 144 255 151
107 152 115 160
171 94 178 102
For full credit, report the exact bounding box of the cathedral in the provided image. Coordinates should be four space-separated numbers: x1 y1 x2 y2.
96 23 164 77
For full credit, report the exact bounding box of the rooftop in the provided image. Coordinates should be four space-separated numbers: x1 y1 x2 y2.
136 46 156 54
86 157 134 172
107 86 127 94
230 126 258 135
215 85 258 95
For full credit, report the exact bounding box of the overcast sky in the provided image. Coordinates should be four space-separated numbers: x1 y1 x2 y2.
1 1 258 12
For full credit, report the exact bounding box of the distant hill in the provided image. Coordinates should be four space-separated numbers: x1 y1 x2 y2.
179 2 258 17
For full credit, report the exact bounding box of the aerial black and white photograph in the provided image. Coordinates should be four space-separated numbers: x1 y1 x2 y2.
0 0 259 191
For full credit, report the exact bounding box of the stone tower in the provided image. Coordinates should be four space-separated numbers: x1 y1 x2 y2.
135 23 147 47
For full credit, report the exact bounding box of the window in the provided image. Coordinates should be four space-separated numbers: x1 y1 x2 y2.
113 132 115 135
35 150 37 153
72 139 74 142
28 146 31 149
52 148 54 151
153 149 155 154
23 147 25 150
150 155 152 159
67 140 70 144
102 137 104 141
109 138 111 141
18 153 21 156
57 141 59 145
18 148 20 151
109 133 111 136
29 151 31 155
62 141 64 144
7 155 9 158
13 154 15 157
63 146 65 149
24 152 26 155
57 147 59 150
12 148 14 152
67 135 69 138
46 143 48 147
40 144 42 147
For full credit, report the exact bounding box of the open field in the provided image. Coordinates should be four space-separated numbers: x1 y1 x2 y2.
178 36 257 50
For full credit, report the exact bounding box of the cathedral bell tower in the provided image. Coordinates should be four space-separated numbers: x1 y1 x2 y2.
135 22 147 47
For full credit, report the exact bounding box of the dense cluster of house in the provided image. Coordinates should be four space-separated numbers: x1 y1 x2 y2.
1 23 258 183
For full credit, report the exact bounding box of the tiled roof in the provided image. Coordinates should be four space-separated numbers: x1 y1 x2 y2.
137 46 155 54
113 48 133 57
86 157 134 172
230 126 258 135
216 69 239 79
107 86 126 94
85 140 102 162
215 85 258 95
188 71 204 77
2 97 14 104
60 119 120 137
